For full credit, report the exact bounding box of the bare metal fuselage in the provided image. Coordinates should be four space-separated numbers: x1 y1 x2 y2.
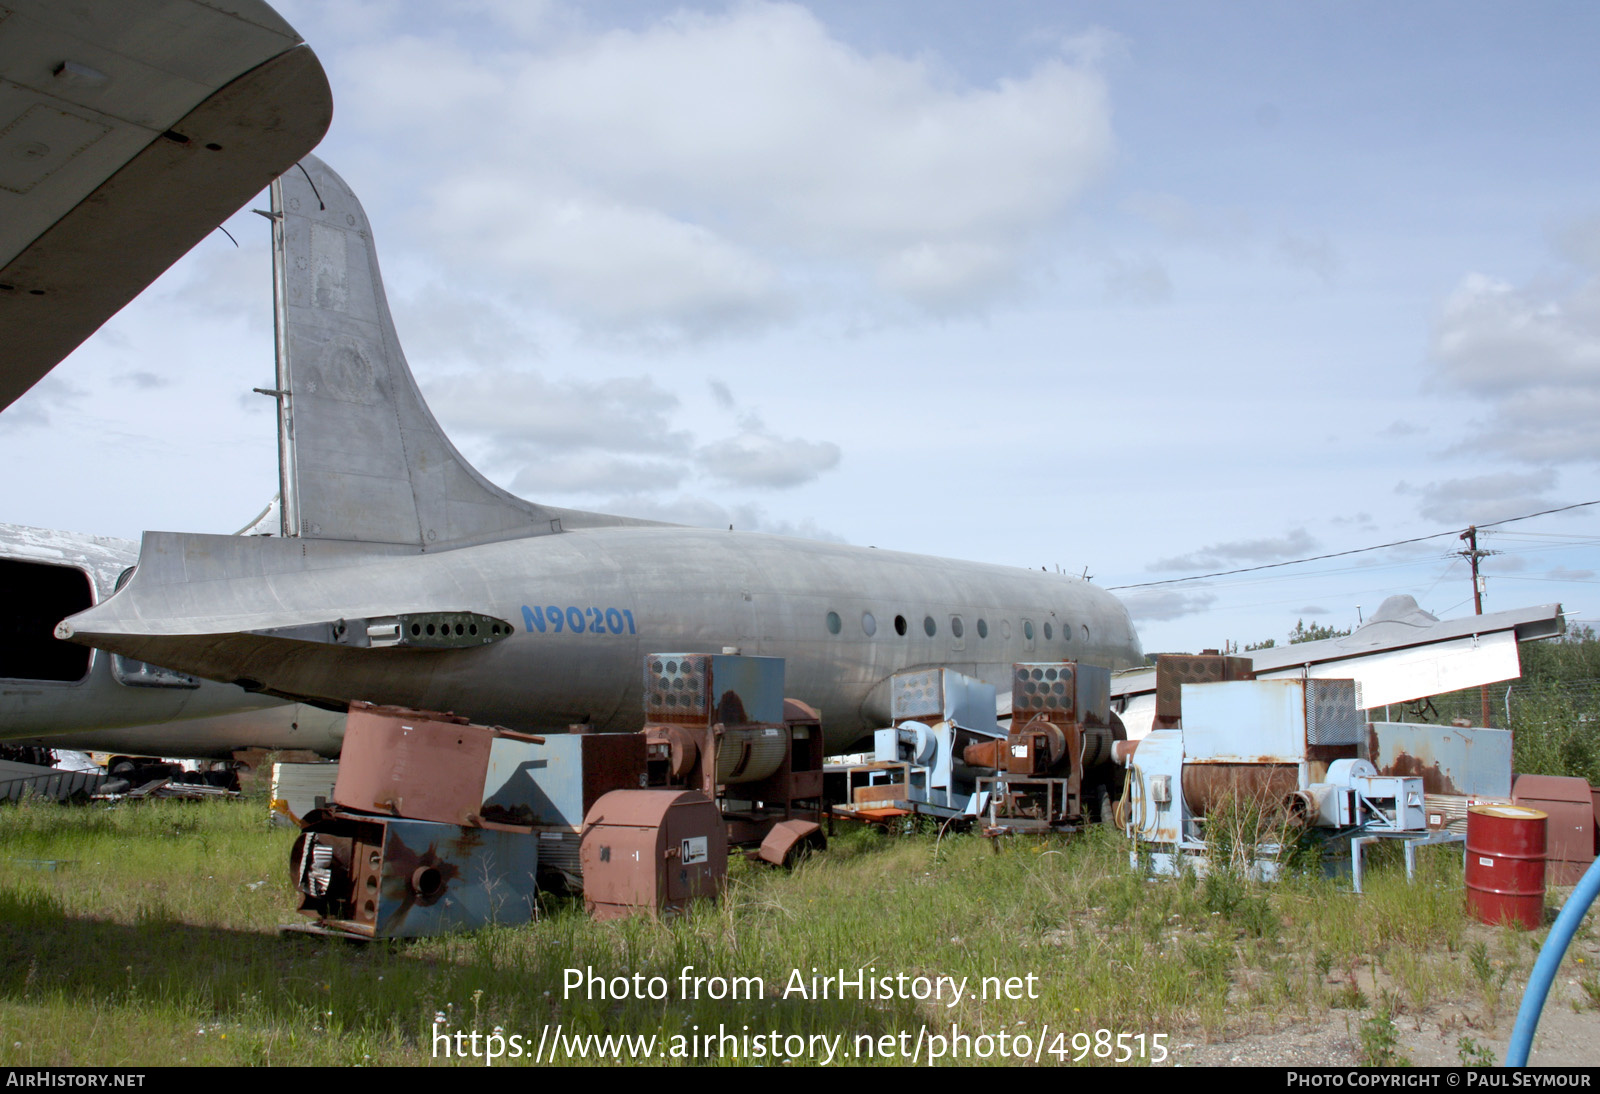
65 524 1141 752
53 155 1141 752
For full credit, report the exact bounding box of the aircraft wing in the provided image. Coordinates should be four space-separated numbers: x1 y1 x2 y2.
0 0 333 410
1111 595 1565 737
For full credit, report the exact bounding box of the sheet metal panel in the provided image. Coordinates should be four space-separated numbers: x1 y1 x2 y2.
1181 680 1308 763
1128 730 1183 843
892 668 997 733
481 733 646 828
645 654 785 726
1364 722 1513 799
1513 774 1597 885
1255 631 1520 710
333 705 497 825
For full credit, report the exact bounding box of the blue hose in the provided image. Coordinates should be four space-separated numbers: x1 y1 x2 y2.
1504 853 1600 1065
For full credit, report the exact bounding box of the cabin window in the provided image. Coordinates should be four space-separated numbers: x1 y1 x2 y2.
1081 624 1090 642
825 611 841 635
1063 621 1072 641
862 612 877 637
1023 620 1035 641
923 615 937 637
950 616 964 638
1044 622 1053 640
894 614 907 636
977 618 988 639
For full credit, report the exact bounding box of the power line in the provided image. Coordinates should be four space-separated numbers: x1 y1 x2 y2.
1478 499 1600 530
1109 498 1600 592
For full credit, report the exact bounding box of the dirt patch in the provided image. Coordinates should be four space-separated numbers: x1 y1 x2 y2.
1167 927 1600 1067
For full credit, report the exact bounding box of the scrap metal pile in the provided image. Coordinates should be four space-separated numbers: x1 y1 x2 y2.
287 653 823 938
831 662 1125 833
285 650 1600 941
1108 652 1600 892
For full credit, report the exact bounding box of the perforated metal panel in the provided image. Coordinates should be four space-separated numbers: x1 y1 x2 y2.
643 653 784 725
892 669 948 721
1012 663 1078 719
1305 679 1361 745
890 668 997 732
645 654 712 722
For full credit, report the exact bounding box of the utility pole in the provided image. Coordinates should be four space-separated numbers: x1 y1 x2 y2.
1458 525 1499 727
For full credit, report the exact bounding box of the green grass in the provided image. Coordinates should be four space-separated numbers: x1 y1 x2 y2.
0 796 1536 1066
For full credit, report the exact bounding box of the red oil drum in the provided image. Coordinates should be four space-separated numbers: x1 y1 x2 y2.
1466 804 1548 929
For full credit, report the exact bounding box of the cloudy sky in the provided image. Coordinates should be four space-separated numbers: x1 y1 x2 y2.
5 0 1598 653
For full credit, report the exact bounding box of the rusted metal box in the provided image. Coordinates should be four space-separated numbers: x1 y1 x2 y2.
1364 722 1513 799
333 703 542 826
580 789 726 920
1514 774 1597 884
1153 654 1254 729
644 654 784 726
335 703 643 829
290 810 540 938
1010 662 1112 726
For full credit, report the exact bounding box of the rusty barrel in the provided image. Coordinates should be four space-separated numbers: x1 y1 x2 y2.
1465 804 1547 929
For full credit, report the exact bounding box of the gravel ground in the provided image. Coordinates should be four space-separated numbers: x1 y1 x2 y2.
1165 926 1600 1068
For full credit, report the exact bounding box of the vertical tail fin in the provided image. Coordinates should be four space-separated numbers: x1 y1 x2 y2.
268 156 553 547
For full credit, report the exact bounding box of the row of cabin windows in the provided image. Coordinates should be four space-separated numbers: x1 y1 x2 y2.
823 610 1088 644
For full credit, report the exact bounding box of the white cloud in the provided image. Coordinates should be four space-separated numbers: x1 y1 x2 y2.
0 375 85 430
421 369 843 498
1121 588 1217 622
510 455 685 496
600 493 845 541
1549 213 1600 273
339 1 1113 334
1431 267 1600 463
1148 528 1318 572
427 180 793 335
1396 470 1559 525
116 371 169 390
1276 231 1341 282
392 284 542 369
695 416 842 489
1101 254 1172 305
1121 192 1252 252
421 369 692 458
1331 511 1376 528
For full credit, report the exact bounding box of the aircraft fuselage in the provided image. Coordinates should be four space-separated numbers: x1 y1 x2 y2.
64 524 1142 752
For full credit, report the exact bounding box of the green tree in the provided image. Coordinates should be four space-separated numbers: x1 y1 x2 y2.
1289 619 1351 644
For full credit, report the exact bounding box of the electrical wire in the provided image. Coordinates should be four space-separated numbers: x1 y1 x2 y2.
1109 498 1600 591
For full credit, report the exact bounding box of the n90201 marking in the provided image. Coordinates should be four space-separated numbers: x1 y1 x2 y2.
521 605 635 635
